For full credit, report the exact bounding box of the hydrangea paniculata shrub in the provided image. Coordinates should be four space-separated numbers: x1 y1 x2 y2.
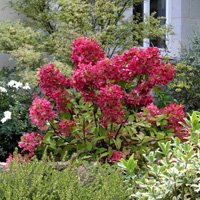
16 36 188 162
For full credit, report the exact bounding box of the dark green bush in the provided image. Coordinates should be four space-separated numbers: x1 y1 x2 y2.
0 68 35 161
0 159 131 200
169 31 200 112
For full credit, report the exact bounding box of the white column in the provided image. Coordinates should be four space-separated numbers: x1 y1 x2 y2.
143 0 150 48
166 0 172 52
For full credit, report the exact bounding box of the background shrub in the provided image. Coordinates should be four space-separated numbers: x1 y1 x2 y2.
168 31 200 112
0 0 171 84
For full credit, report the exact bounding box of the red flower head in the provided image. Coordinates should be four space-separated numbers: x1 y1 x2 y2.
18 132 44 158
161 103 187 139
73 63 98 102
29 97 56 130
38 64 71 112
94 58 121 87
97 84 125 127
71 36 105 66
109 150 123 162
38 63 71 96
58 119 75 137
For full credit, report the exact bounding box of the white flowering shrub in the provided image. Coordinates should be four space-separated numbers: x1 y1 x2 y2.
0 69 35 161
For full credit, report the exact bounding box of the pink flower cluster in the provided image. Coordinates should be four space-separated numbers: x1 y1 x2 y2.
145 103 188 139
18 132 44 158
38 64 72 112
161 103 188 139
73 39 176 112
5 154 13 171
109 150 123 162
58 119 75 137
71 36 105 65
125 81 154 107
73 63 98 102
29 97 56 130
119 47 175 107
97 85 125 127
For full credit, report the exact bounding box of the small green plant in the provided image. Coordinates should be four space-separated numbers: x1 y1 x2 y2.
184 111 200 146
118 154 137 176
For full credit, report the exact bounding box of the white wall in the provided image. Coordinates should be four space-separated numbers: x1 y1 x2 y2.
181 0 200 46
168 0 200 58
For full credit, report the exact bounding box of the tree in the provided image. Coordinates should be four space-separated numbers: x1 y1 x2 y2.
0 0 170 83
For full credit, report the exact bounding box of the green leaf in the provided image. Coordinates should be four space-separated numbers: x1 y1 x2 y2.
43 131 54 144
60 112 71 119
99 152 109 159
158 141 171 156
113 138 122 150
86 141 93 151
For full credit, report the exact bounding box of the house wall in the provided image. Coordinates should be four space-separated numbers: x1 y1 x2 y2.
181 0 200 47
0 0 19 68
168 0 200 58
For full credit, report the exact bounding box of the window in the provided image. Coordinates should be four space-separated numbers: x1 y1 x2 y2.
150 0 166 48
134 0 167 48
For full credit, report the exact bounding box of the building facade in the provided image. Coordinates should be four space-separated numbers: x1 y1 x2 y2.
140 0 200 58
1 0 200 67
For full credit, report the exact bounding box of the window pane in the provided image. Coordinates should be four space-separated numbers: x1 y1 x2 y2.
150 0 166 48
150 0 166 17
133 2 143 22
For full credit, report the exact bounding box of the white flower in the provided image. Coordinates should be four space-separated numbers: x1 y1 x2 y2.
0 87 7 93
1 111 12 123
7 80 23 89
22 83 31 90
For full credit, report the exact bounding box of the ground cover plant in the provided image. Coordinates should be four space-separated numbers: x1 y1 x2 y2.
8 36 189 164
0 157 131 200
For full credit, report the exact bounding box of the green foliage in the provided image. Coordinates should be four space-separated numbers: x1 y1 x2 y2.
118 154 137 176
118 112 200 199
0 22 39 51
169 31 200 111
168 62 196 111
0 21 45 84
0 158 131 200
153 85 174 108
184 111 200 145
0 68 35 161
40 98 174 162
0 0 170 65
